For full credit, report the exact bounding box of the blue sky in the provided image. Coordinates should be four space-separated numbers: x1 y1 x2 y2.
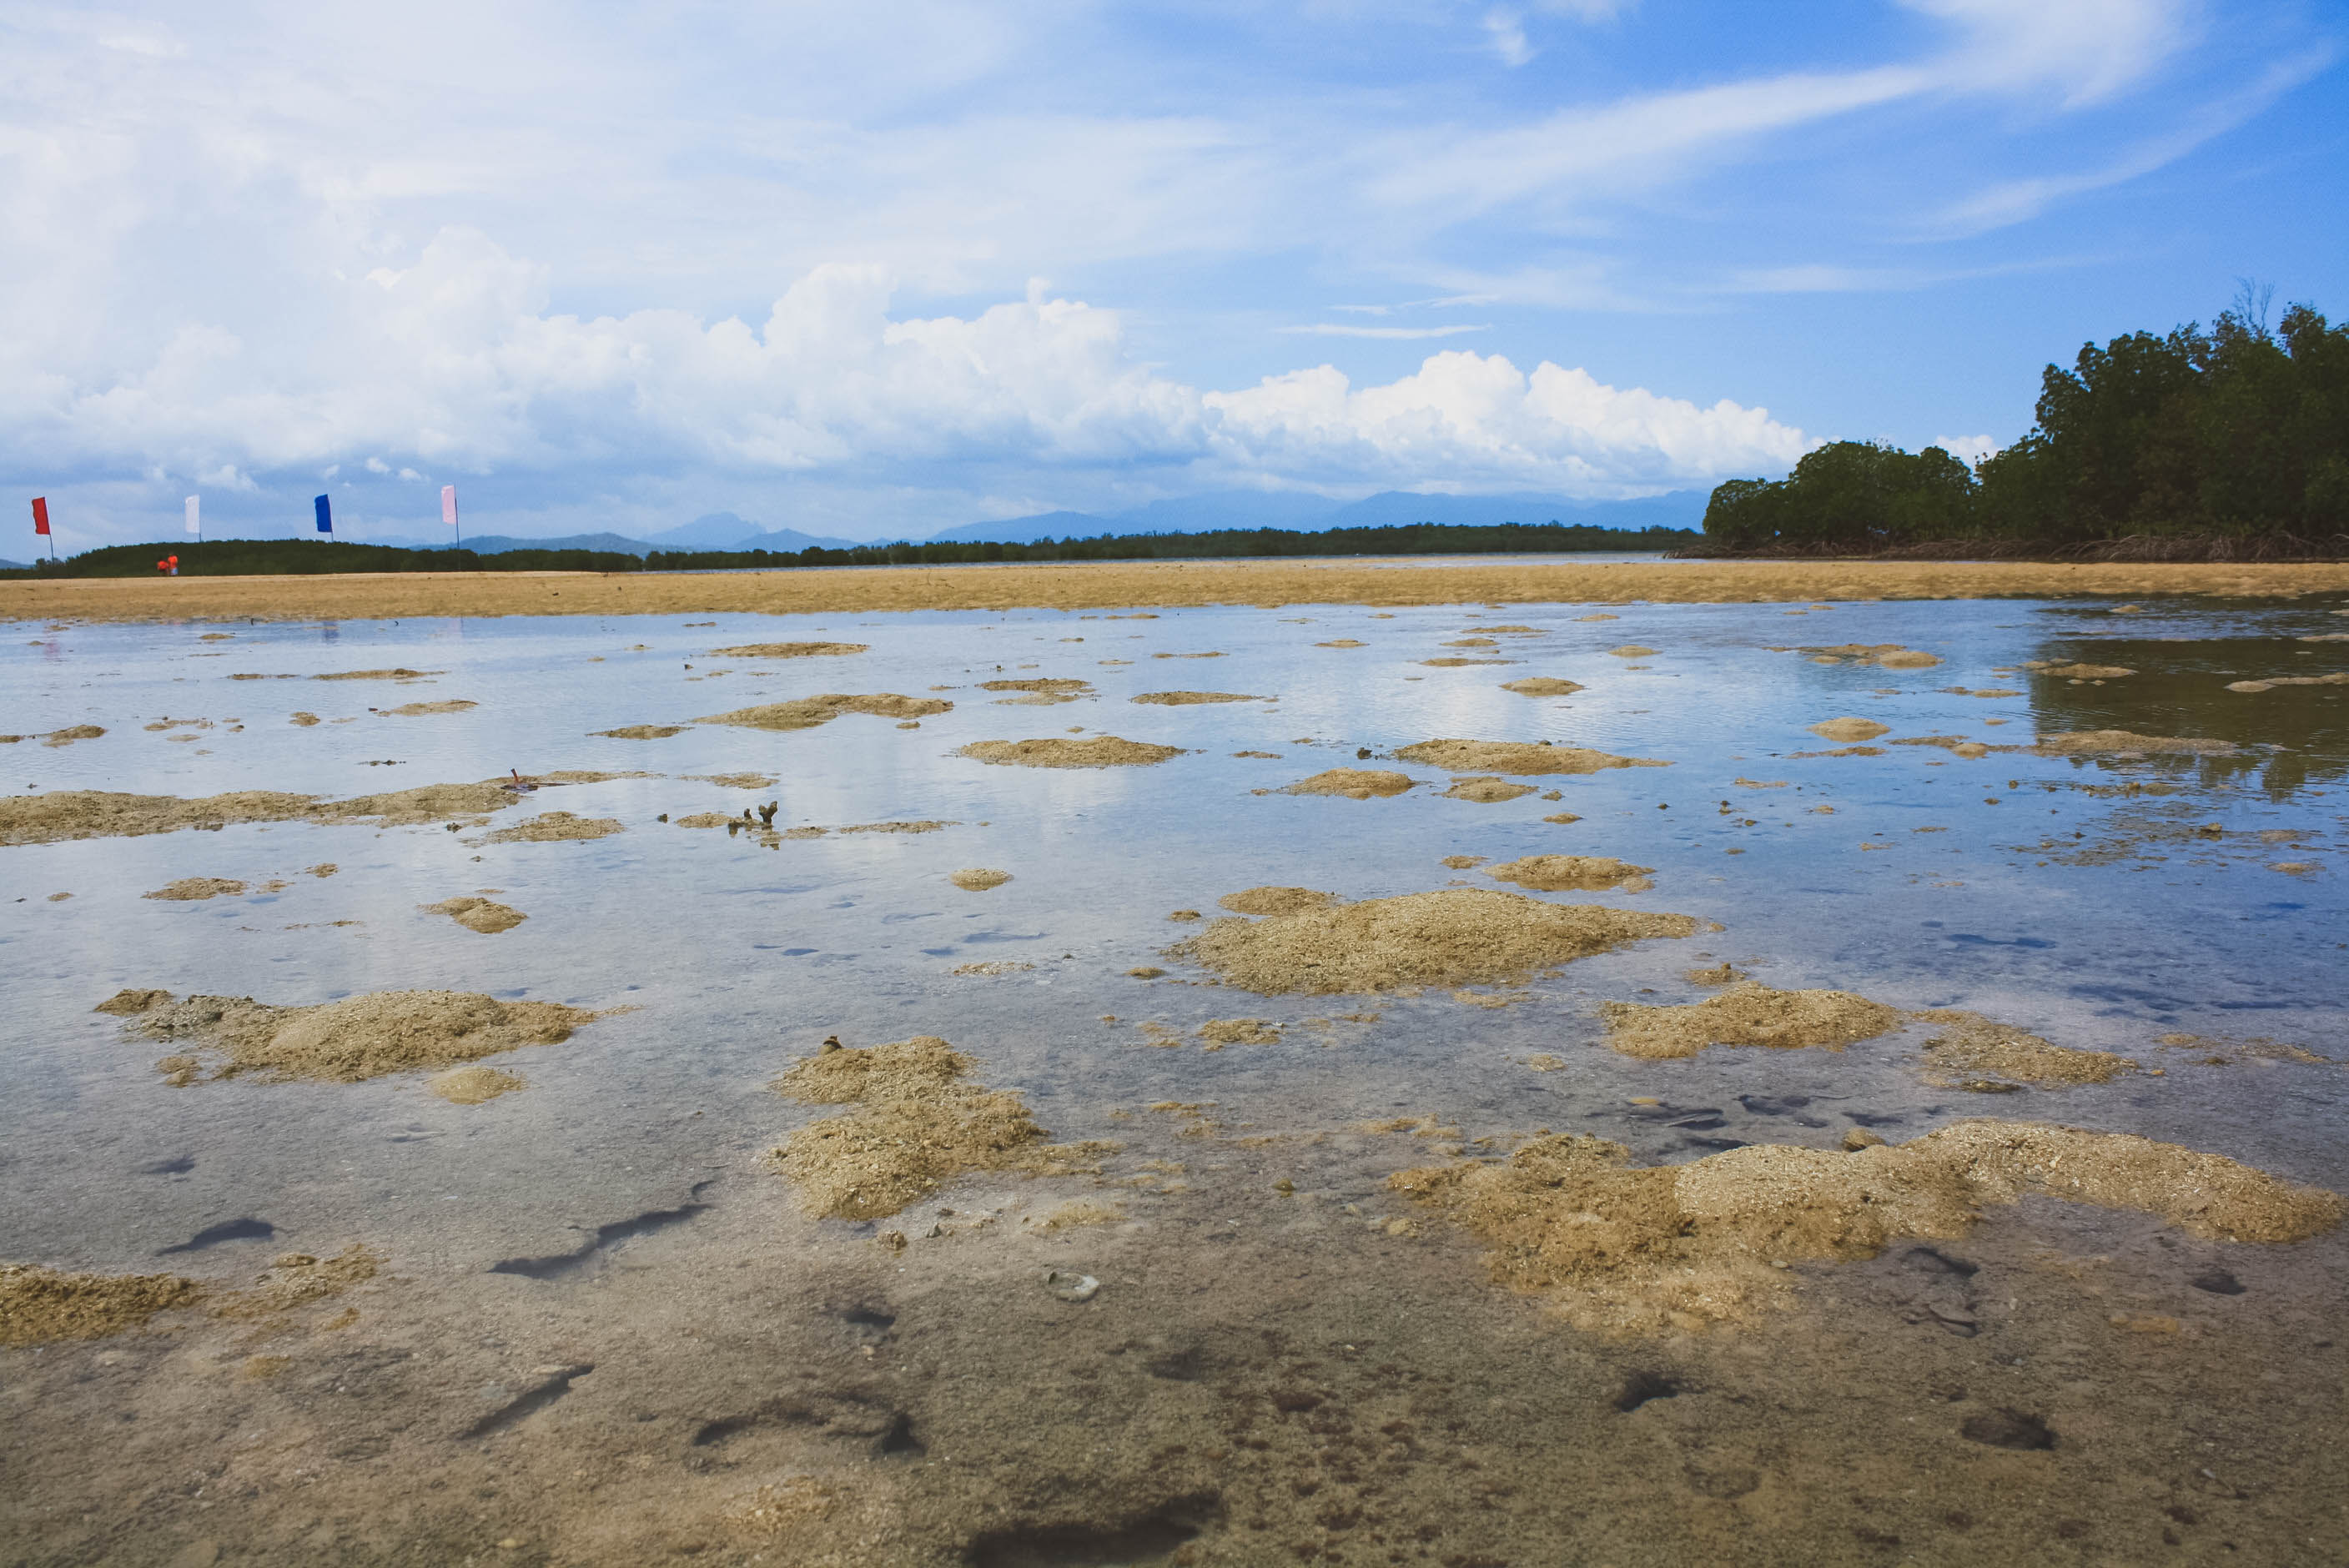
3 0 2341 547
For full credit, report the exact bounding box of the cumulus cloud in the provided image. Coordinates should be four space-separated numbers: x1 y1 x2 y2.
3 231 1804 516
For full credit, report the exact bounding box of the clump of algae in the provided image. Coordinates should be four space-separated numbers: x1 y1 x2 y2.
1217 886 1335 915
710 642 868 659
1915 1009 2133 1089
1484 855 1653 892
1808 716 1890 743
595 724 684 739
0 776 606 847
1796 644 1941 669
768 1036 1113 1219
423 897 527 933
1131 691 1265 706
699 693 952 731
1393 740 1667 776
949 868 1012 891
1172 887 1697 996
1500 677 1584 696
1281 768 1416 799
0 1264 203 1345
481 811 623 843
1391 1120 2341 1334
958 736 1181 768
1600 983 1904 1060
2033 730 2237 756
2025 661 2136 679
214 1245 382 1319
101 988 600 1085
313 667 439 681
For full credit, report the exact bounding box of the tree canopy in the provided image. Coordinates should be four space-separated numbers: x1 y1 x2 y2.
1703 297 2349 553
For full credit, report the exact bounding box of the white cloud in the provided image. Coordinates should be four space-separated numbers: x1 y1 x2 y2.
1277 324 1491 339
1483 10 1535 68
3 235 1803 512
1933 433 1999 464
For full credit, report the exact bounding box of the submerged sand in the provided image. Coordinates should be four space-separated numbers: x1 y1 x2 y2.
0 1264 202 1346
595 724 684 739
981 678 1093 705
697 693 952 731
1172 887 1698 994
480 811 624 843
1483 855 1653 892
101 988 601 1084
767 1036 1110 1220
709 642 868 659
1394 740 1667 776
948 869 1012 891
1499 677 1585 696
1808 716 1890 743
2033 730 2237 756
1131 691 1265 706
1441 776 1537 803
1280 768 1416 799
1392 1119 2342 1334
957 736 1181 768
429 1065 528 1103
1600 983 1904 1060
423 896 528 933
1915 1009 2134 1089
143 877 248 902
1216 886 1335 915
0 777 598 847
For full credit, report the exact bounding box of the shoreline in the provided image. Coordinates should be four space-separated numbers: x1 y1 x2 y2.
7 557 2349 621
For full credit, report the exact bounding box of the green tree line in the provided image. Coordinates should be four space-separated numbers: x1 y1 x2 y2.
4 520 1698 579
1702 294 2349 554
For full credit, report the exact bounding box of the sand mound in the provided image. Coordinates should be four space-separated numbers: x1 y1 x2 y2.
214 1245 381 1319
289 712 319 726
1798 644 1941 670
38 724 105 746
1131 691 1265 706
1607 645 1657 658
1441 776 1537 803
675 812 734 827
1200 1018 1280 1048
710 642 868 659
430 1065 527 1103
481 811 623 843
1394 740 1667 776
1217 886 1335 915
1280 769 1416 799
143 877 247 902
1172 888 1698 995
1914 1010 2132 1089
321 781 526 827
1421 657 1515 667
424 896 527 933
106 988 600 1084
1443 637 1499 647
1600 983 1904 1060
2 790 317 846
1 1264 202 1346
380 700 475 716
1687 963 1746 986
2034 730 2236 757
949 868 1012 891
1315 639 1366 648
596 725 684 739
313 668 438 681
1392 1119 2341 1333
1501 678 1585 696
2025 661 2135 679
958 736 1181 768
1484 856 1653 892
980 678 1092 706
1808 716 1889 742
700 692 952 731
768 1036 1111 1220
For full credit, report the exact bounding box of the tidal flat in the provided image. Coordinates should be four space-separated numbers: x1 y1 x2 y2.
3 586 2347 1565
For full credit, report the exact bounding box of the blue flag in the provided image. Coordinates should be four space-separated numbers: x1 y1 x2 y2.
314 495 332 535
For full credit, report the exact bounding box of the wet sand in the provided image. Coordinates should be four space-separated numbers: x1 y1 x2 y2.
8 558 2349 622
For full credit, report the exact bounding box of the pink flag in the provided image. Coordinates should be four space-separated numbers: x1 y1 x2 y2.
441 486 459 527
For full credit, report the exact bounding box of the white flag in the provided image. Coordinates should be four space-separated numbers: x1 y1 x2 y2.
441 486 459 526
184 495 200 537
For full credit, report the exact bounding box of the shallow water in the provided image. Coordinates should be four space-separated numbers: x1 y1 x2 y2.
5 592 2347 1565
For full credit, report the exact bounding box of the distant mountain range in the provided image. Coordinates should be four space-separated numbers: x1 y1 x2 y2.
246 491 1708 558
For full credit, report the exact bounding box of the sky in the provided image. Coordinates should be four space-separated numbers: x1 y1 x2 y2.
2 0 2341 549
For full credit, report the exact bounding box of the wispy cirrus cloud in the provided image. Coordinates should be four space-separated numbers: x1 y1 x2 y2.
1277 323 1491 339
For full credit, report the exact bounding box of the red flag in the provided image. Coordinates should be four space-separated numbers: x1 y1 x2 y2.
31 497 49 535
